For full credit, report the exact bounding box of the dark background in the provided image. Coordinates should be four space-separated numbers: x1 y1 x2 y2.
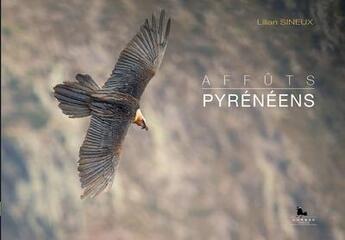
2 0 345 239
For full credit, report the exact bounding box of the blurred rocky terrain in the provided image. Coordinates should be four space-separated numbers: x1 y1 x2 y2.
2 0 345 239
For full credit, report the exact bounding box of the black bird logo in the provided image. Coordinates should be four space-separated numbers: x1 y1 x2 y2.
53 10 171 199
296 206 308 217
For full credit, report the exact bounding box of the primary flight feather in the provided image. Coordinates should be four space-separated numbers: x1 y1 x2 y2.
53 10 171 199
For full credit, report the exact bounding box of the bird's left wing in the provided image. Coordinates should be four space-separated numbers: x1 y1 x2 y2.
103 10 171 98
78 113 132 199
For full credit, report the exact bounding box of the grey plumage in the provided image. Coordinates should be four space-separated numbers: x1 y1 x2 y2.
53 10 171 199
104 9 171 98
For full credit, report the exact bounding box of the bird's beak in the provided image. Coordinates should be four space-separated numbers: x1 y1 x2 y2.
141 118 148 131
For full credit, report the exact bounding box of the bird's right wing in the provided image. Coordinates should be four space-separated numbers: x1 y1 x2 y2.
78 113 132 199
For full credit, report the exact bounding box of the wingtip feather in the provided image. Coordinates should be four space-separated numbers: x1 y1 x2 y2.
165 18 171 43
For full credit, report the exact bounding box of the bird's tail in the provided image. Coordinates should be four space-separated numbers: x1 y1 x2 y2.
54 74 100 118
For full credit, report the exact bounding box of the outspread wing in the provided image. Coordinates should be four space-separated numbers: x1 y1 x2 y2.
78 113 132 199
103 10 171 99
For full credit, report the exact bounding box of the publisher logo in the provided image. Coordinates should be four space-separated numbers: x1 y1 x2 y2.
290 206 318 226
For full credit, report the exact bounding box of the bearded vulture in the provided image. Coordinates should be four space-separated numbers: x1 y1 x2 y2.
53 10 171 199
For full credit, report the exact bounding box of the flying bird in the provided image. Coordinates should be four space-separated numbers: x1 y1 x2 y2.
53 10 171 199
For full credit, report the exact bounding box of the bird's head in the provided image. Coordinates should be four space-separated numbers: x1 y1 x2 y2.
134 108 148 131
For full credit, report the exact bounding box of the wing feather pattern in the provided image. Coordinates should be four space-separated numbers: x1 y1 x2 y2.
78 114 132 199
103 10 171 99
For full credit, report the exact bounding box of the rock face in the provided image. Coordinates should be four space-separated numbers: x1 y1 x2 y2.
2 0 344 239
